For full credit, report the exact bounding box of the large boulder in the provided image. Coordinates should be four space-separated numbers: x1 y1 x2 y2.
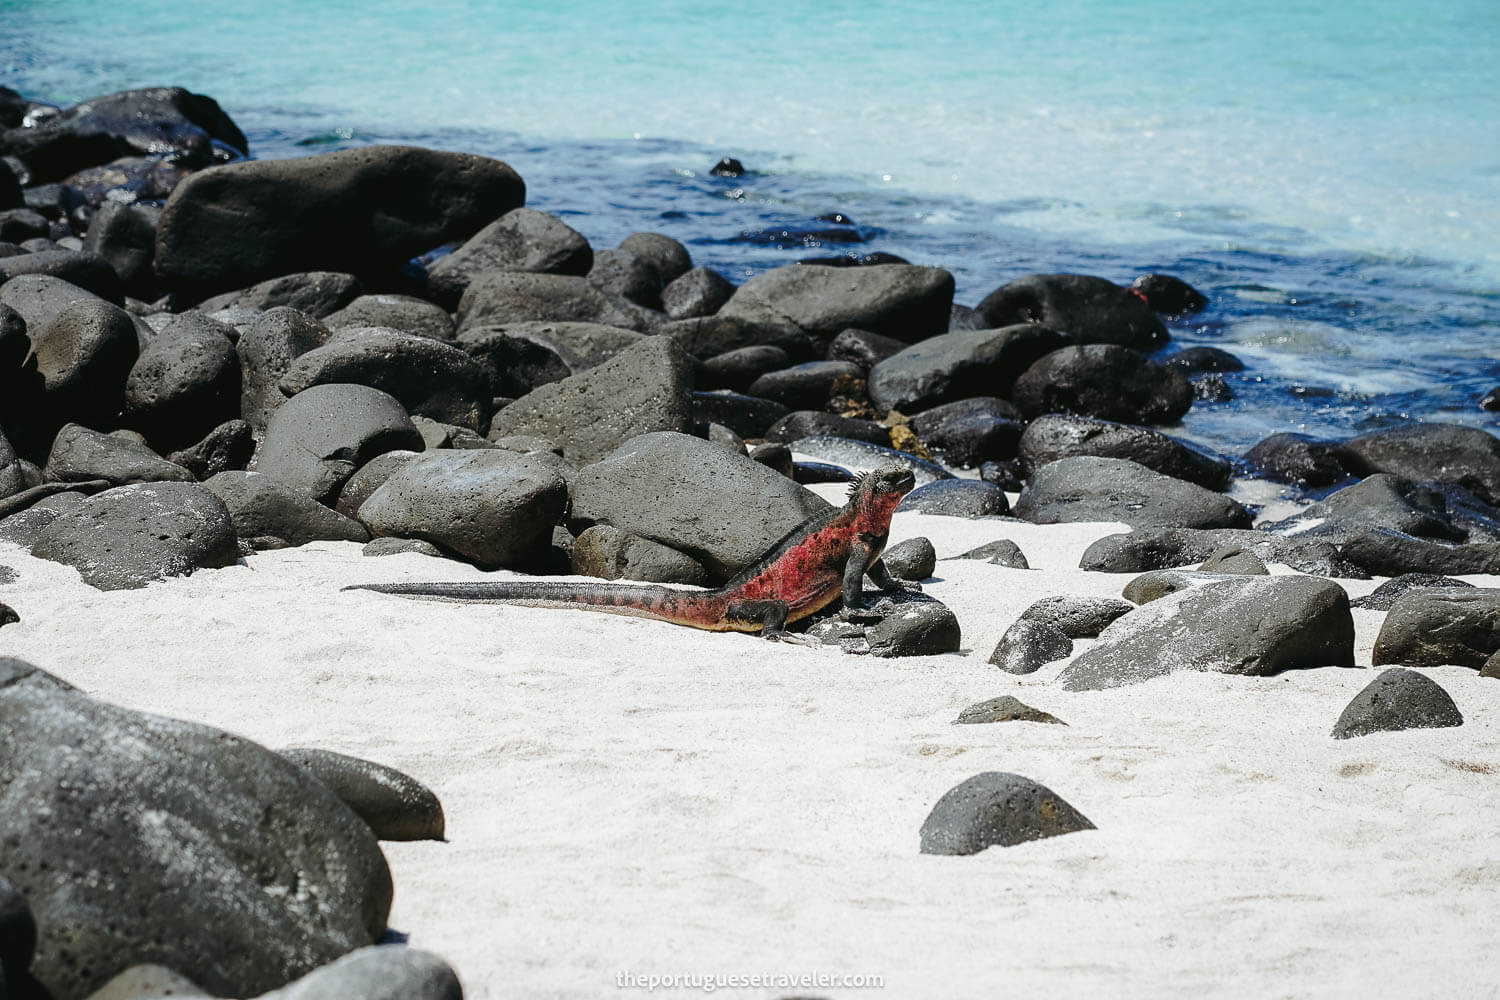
1337 423 1500 506
26 296 139 425
867 324 1070 414
43 423 194 486
0 659 390 999
279 327 493 432
1011 344 1192 424
29 481 238 589
123 311 240 450
82 200 161 300
1019 413 1230 491
974 273 1168 350
1371 587 1500 668
487 335 694 464
1244 432 1355 488
0 249 124 303
1337 527 1500 577
715 263 954 344
198 271 362 319
255 384 424 505
424 206 593 308
323 294 454 342
250 945 461 1000
1078 526 1364 577
1014 456 1251 529
156 145 525 299
358 450 567 568
1258 475 1488 545
568 431 832 582
1056 576 1354 690
1331 668 1464 739
0 87 245 183
456 271 659 334
236 307 332 433
205 471 370 547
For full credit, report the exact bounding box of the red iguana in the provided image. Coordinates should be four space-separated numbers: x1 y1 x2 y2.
343 465 918 639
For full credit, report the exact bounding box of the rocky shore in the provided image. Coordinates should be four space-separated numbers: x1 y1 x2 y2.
2 86 1498 999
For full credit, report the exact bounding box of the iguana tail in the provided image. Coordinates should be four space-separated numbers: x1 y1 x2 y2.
343 581 737 630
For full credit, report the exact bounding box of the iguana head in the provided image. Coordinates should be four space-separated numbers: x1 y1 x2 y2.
847 464 917 522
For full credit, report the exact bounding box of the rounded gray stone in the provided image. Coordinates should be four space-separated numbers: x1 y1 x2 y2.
1331 667 1464 739
919 772 1095 855
278 748 445 842
256 384 424 505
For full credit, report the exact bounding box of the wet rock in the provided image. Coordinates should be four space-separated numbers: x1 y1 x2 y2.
1350 573 1474 611
765 411 888 446
1017 595 1134 636
1019 413 1231 491
1011 344 1192 424
256 384 424 505
323 294 454 341
880 536 937 580
1371 587 1500 668
43 423 193 486
235 307 332 432
692 390 790 439
157 145 524 298
748 441 794 478
1243 432 1355 488
1161 346 1243 373
424 206 592 308
661 265 734 320
570 523 709 586
456 271 659 334
198 271 362 319
280 327 493 432
909 398 1025 468
358 450 567 568
278 748 445 842
1197 545 1269 575
1331 668 1463 739
489 336 694 464
947 538 1029 568
716 262 954 344
29 481 239 589
1259 475 1472 544
1130 273 1208 315
747 360 862 410
568 431 831 583
1338 423 1500 506
976 273 1168 350
979 458 1025 491
954 696 1066 726
897 479 1010 517
919 772 1095 855
988 618 1073 674
205 471 370 547
1057 575 1354 690
1481 386 1500 412
122 311 240 449
1015 456 1250 529
710 157 745 177
867 324 1069 413
786 436 953 485
0 659 390 998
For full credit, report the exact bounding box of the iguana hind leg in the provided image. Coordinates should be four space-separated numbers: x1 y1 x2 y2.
724 597 817 645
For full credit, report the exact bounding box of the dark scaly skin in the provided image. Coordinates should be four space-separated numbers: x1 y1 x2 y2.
344 465 918 638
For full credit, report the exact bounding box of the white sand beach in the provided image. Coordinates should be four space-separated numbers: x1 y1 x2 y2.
2 482 1497 999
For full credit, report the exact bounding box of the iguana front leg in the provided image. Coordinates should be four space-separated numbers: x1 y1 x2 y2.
867 557 922 595
842 538 880 610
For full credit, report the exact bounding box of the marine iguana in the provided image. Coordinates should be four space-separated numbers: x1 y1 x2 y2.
343 464 918 639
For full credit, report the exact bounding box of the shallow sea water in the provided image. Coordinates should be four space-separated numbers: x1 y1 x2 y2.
2 0 1498 453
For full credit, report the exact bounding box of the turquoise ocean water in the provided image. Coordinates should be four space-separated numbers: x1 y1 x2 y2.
2 0 1498 453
